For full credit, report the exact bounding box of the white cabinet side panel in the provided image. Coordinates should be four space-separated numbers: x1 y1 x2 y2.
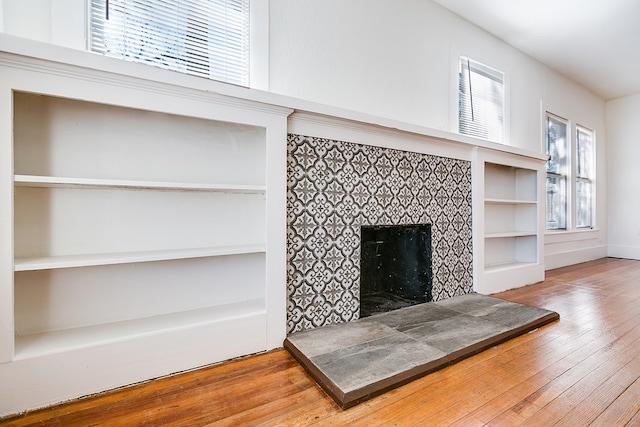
0 84 13 362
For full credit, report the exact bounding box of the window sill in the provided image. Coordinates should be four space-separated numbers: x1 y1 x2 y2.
545 228 601 244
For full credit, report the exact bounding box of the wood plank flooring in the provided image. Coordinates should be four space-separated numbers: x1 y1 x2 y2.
3 257 640 426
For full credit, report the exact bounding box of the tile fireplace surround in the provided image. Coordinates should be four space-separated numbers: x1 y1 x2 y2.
286 134 474 334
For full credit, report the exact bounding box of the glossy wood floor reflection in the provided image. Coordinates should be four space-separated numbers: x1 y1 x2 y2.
3 257 640 426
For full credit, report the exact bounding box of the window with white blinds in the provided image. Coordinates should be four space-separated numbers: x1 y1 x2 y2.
90 0 250 86
458 57 505 143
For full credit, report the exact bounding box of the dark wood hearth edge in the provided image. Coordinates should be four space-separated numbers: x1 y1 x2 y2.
284 311 560 409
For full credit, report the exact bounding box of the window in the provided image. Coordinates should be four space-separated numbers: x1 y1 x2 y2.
545 114 568 230
458 57 505 143
545 112 595 231
576 126 594 228
89 0 250 86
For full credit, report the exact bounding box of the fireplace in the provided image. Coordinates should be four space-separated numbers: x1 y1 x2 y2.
286 133 473 333
360 224 433 317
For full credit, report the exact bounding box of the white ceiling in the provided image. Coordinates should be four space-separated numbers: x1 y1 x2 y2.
432 0 640 100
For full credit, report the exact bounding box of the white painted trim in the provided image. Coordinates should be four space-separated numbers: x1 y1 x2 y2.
0 72 13 364
0 34 546 163
0 57 292 125
478 263 545 295
264 115 288 350
545 245 608 270
288 111 474 161
450 44 513 146
286 109 545 162
607 245 640 261
287 109 546 164
0 313 267 416
250 0 269 91
545 229 601 244
0 0 4 33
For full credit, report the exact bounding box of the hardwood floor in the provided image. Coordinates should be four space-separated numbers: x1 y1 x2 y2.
3 257 640 426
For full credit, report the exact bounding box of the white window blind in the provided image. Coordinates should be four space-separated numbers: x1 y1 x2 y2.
458 57 505 143
90 0 250 86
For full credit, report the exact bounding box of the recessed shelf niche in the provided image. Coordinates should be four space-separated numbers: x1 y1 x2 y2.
11 91 269 359
473 149 545 295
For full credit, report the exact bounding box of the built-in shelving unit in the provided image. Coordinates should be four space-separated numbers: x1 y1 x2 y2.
0 50 290 416
11 91 272 355
473 148 545 294
10 90 275 351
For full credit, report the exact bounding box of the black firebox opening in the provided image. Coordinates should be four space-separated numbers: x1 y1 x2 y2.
360 224 433 318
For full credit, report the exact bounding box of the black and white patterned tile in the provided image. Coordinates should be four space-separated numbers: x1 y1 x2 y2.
286 134 473 334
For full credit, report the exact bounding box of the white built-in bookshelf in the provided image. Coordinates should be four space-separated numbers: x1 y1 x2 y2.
12 92 271 358
0 48 290 415
473 149 545 294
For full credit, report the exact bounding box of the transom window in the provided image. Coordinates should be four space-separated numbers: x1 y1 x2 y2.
89 0 250 86
458 57 505 143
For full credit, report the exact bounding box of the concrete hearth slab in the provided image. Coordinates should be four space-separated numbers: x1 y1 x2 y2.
284 293 559 409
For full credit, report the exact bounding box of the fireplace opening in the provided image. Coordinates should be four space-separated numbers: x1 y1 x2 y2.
360 224 433 318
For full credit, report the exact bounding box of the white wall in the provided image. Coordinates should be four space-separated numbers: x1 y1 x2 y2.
606 93 640 260
269 0 608 269
1 0 85 49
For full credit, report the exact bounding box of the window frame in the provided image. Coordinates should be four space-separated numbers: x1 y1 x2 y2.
457 56 507 144
545 113 569 231
544 111 596 232
88 0 257 88
575 125 595 229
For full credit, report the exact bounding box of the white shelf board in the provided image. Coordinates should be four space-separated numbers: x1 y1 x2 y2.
14 175 266 194
484 198 537 205
14 299 266 360
15 245 266 271
484 261 538 273
484 231 537 239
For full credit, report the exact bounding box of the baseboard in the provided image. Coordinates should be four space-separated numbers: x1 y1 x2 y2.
607 245 640 261
544 245 608 270
0 313 268 417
